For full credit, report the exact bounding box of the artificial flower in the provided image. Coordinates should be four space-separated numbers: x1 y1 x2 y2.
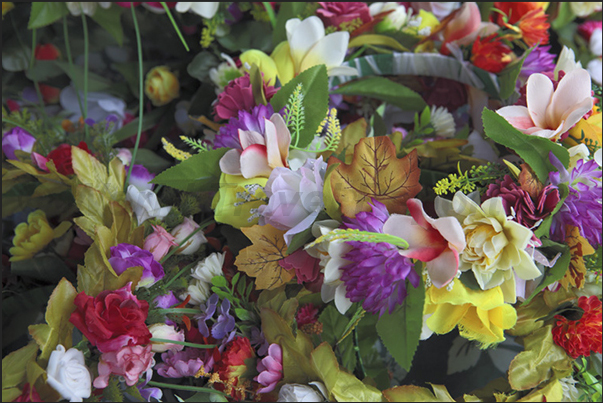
411 2 460 20
518 45 556 83
219 113 291 179
569 2 602 17
258 157 327 245
215 104 275 150
175 2 218 19
153 290 180 309
34 44 61 60
155 348 211 378
441 2 498 55
212 174 268 228
94 344 154 388
213 336 255 397
44 142 92 176
587 27 602 85
470 34 513 73
149 323 185 353
144 224 177 262
254 343 283 394
109 243 165 288
126 185 172 225
211 298 236 340
2 127 36 160
280 249 322 285
369 2 410 32
496 68 593 141
69 283 152 353
209 57 244 93
239 50 279 86
435 192 541 302
66 2 110 17
9 210 70 262
554 46 583 80
277 383 328 402
191 252 225 283
144 66 180 107
552 296 602 358
492 2 548 25
213 74 278 121
60 86 126 129
383 198 466 289
559 225 596 290
195 293 220 336
316 2 372 30
170 216 208 255
46 345 92 403
12 383 41 403
127 164 155 191
430 106 456 138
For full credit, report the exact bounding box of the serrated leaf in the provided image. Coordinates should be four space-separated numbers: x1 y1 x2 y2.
333 76 426 112
90 4 124 46
235 225 294 290
329 137 422 218
151 148 229 192
28 2 69 29
481 108 570 183
271 65 329 148
2 342 39 390
521 241 570 306
319 305 349 347
447 336 482 375
376 272 424 372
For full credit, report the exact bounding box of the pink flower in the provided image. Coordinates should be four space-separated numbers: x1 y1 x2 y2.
316 2 371 29
383 198 466 288
279 249 321 284
219 113 291 179
254 344 283 394
170 217 208 255
94 344 154 388
2 127 36 160
144 225 177 261
214 74 278 121
496 68 594 141
578 20 602 42
441 2 498 55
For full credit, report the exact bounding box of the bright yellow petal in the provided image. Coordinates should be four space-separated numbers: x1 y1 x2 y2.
271 41 295 86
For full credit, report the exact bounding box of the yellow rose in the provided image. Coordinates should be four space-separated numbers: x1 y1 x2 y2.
424 278 517 349
212 174 268 229
9 210 71 261
144 66 180 107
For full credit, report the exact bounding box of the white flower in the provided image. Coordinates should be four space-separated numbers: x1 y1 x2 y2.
590 28 603 56
170 216 208 255
594 148 602 168
184 279 212 305
126 185 172 225
587 58 602 86
569 2 602 17
191 252 225 283
554 46 583 80
66 2 110 17
278 382 328 402
369 2 410 31
175 2 219 19
149 323 185 353
430 106 456 138
46 345 91 403
568 144 591 168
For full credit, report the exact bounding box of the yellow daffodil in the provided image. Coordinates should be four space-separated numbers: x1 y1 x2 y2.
212 174 268 228
9 210 71 261
145 66 180 107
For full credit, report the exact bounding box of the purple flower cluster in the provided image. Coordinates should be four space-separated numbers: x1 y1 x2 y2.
155 348 208 378
519 45 556 80
214 104 275 149
195 294 236 340
108 243 164 287
340 200 420 317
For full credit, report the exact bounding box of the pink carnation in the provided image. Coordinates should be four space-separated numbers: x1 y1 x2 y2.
94 344 154 388
214 74 278 121
316 2 371 29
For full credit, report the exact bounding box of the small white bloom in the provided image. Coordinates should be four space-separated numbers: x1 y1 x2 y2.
590 28 603 56
114 148 132 166
191 252 225 283
66 2 110 17
570 2 602 17
184 279 212 305
554 46 583 80
209 57 243 94
46 345 91 403
594 148 602 168
175 2 219 19
170 216 208 255
587 58 602 86
149 323 185 353
278 382 328 402
369 2 410 31
430 106 456 138
568 144 591 168
126 185 172 225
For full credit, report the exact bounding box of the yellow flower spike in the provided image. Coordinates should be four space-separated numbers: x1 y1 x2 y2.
145 66 180 107
9 210 71 261
161 138 191 161
239 49 279 86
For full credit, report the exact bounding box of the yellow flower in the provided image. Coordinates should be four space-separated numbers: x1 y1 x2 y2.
145 66 180 107
212 174 268 229
270 42 295 86
424 278 517 349
239 49 278 86
9 210 70 261
2 2 14 18
564 105 602 152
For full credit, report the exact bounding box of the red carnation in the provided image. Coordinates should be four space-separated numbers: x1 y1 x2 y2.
552 296 603 359
69 283 152 353
213 74 278 121
46 141 92 176
213 336 255 398
470 34 512 73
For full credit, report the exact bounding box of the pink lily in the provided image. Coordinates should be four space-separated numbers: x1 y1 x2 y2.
219 113 291 179
496 68 594 141
382 198 466 288
254 343 283 394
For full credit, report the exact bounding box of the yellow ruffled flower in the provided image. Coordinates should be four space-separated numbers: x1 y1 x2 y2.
9 210 70 261
2 2 14 18
212 174 268 229
424 278 517 349
145 66 180 107
239 49 279 86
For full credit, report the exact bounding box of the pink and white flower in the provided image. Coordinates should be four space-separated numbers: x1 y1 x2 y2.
144 224 177 261
94 344 154 388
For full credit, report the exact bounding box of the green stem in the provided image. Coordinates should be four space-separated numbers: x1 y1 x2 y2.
30 29 46 111
347 44 367 62
353 327 366 380
125 3 145 192
2 118 32 132
150 338 217 349
62 16 84 117
159 219 214 264
147 381 226 395
160 2 190 52
156 308 202 315
164 261 196 288
262 2 277 29
81 13 90 143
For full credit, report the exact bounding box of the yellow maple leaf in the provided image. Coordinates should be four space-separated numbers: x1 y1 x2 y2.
235 225 294 290
328 136 422 218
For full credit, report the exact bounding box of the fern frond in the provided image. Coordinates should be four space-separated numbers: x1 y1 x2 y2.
284 83 305 146
180 135 209 153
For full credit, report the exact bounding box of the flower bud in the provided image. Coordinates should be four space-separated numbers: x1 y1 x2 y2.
149 323 185 353
170 216 207 255
145 66 180 106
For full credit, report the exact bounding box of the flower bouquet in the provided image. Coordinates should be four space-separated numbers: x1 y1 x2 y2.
2 2 602 402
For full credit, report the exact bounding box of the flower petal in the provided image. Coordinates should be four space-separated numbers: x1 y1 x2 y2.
219 149 242 175
288 16 325 71
547 68 592 129
300 31 350 72
239 129 265 149
427 249 460 288
269 113 291 164
496 105 535 132
239 144 272 178
526 73 554 129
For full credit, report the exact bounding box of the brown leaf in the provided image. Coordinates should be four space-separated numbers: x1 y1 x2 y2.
329 136 422 218
518 163 544 199
235 225 293 290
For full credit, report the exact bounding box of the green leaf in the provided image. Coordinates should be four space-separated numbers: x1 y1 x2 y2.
333 76 427 112
217 21 273 53
481 108 570 183
534 183 569 239
521 241 571 306
271 65 329 148
2 41 31 72
319 305 349 347
26 60 64 82
10 255 76 283
151 148 229 192
376 271 424 372
28 2 69 29
130 148 172 173
498 48 532 100
337 305 366 346
187 51 220 82
273 2 306 45
286 226 313 254
54 61 113 92
211 276 228 288
249 63 268 106
2 342 39 390
110 106 168 145
90 4 124 46
552 2 576 30
234 308 252 321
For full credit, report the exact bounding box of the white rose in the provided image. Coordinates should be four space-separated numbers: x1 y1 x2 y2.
126 185 172 225
149 323 185 353
46 345 91 403
278 382 328 402
191 252 226 283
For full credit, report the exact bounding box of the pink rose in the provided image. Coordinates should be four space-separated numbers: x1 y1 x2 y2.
170 217 208 255
144 225 177 261
316 2 371 29
94 344 154 388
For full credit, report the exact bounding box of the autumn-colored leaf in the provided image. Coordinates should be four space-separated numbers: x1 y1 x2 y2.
329 136 422 218
518 163 544 199
235 225 294 290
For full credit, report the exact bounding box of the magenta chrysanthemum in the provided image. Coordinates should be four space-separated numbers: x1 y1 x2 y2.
340 200 420 317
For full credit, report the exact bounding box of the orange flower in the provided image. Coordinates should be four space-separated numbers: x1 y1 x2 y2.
470 34 513 73
493 2 548 25
552 296 602 359
517 9 550 47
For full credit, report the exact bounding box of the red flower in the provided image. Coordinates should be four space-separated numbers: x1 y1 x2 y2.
552 296 603 359
69 283 152 353
46 141 92 176
296 304 319 326
516 9 550 47
213 74 278 121
492 2 547 25
316 2 372 30
213 336 255 397
35 44 61 61
470 34 513 73
12 383 41 402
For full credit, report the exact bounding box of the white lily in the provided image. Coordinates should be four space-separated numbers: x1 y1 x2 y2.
126 185 172 225
175 2 219 19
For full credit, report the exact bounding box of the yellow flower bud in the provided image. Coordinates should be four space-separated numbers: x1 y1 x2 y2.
144 66 180 107
9 210 56 261
239 50 278 86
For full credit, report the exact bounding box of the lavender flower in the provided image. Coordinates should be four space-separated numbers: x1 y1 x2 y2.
340 200 420 317
2 127 36 160
137 370 163 401
211 299 236 340
549 152 602 248
214 104 274 149
250 327 269 357
108 243 164 288
155 348 207 378
195 293 219 337
153 291 180 309
126 164 156 191
519 45 556 81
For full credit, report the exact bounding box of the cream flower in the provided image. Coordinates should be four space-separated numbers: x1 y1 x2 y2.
126 185 171 225
430 106 456 138
175 2 219 19
569 2 602 17
496 68 593 141
554 46 582 80
149 323 185 353
183 279 212 305
435 192 541 302
46 345 91 403
191 252 225 283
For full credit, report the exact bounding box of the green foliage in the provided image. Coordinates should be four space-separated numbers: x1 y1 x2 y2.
28 2 69 29
10 255 76 284
180 135 210 153
521 240 571 306
102 376 124 402
498 48 532 100
433 162 508 196
90 4 124 46
284 83 306 144
187 51 220 82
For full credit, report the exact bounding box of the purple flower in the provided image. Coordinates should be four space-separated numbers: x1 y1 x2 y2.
211 299 236 340
254 343 283 394
250 327 269 357
155 348 208 378
195 293 219 337
258 157 327 245
153 291 180 309
127 164 156 191
340 200 420 317
225 2 244 25
519 45 556 81
214 104 275 149
108 243 165 288
2 127 36 160
549 153 602 248
137 370 163 401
